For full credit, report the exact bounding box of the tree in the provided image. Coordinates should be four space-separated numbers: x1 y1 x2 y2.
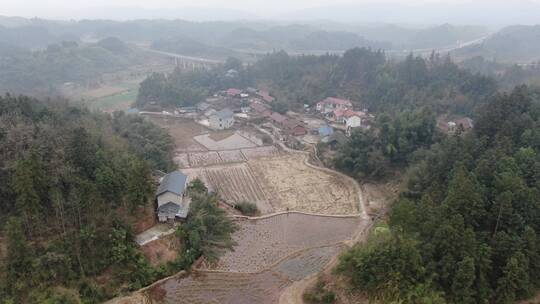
13 151 46 234
443 165 486 228
125 158 154 211
451 257 476 304
495 252 531 303
3 217 34 300
180 192 237 263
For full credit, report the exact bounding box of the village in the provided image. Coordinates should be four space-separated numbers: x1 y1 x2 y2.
120 86 475 304
116 86 399 303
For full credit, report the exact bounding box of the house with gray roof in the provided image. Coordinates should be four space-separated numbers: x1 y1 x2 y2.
156 171 189 222
209 108 235 130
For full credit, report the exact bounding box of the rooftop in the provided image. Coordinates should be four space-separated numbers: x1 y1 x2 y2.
213 108 234 120
319 97 353 106
270 112 288 123
227 88 242 96
157 201 190 219
156 171 188 197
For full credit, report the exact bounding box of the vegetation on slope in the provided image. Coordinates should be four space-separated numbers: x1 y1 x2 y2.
337 86 540 303
453 25 540 63
137 48 497 116
0 37 147 95
0 96 234 303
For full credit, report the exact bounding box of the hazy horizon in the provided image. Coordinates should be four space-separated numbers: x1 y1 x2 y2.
2 0 540 26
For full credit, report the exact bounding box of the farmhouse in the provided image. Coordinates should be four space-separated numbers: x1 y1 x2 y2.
209 108 235 130
257 90 275 103
283 119 307 136
316 97 353 114
270 112 288 126
156 171 189 222
226 88 242 97
251 102 271 117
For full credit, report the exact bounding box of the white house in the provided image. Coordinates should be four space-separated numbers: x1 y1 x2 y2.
209 108 235 130
156 171 189 222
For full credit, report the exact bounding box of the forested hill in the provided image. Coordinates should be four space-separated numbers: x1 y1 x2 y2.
0 37 149 96
453 25 540 63
0 95 176 302
137 48 497 116
337 86 540 303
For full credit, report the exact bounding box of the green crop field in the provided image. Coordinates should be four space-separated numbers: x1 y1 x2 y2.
88 81 139 112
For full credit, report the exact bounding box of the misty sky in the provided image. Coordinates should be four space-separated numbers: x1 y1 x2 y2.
2 0 540 24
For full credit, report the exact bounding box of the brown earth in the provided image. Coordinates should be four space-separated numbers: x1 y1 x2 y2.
203 213 365 273
145 116 209 152
249 154 359 215
141 235 179 267
181 153 359 216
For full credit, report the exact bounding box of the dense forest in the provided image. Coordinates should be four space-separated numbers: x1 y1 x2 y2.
460 56 540 90
137 48 497 116
337 86 540 303
0 95 235 303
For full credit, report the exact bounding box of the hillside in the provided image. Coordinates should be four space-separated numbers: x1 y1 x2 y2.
0 37 151 95
453 25 540 63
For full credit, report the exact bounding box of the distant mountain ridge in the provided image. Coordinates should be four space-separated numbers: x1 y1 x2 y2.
284 1 540 26
453 25 540 63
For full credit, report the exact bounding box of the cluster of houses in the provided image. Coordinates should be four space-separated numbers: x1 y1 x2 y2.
196 88 277 130
193 88 370 140
315 97 369 136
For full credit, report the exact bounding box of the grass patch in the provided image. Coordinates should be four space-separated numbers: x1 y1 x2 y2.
233 201 260 216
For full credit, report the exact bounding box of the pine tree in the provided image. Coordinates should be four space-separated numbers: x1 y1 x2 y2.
443 164 486 228
451 256 476 304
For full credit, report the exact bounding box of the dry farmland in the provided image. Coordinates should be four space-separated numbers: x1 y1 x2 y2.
204 213 364 273
273 245 344 281
181 164 273 213
148 245 346 304
179 153 359 215
249 154 359 215
146 116 208 152
110 243 352 304
188 151 222 167
151 271 289 304
241 145 280 159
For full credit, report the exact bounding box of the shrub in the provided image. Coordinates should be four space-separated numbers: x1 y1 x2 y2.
303 281 336 304
234 202 259 216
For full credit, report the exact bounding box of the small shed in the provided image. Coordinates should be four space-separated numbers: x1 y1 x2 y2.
318 125 334 137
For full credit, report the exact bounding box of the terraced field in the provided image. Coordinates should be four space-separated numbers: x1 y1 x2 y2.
154 271 289 304
146 244 346 304
182 164 273 213
274 245 344 281
249 154 359 215
241 146 280 159
204 213 363 273
205 165 268 205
